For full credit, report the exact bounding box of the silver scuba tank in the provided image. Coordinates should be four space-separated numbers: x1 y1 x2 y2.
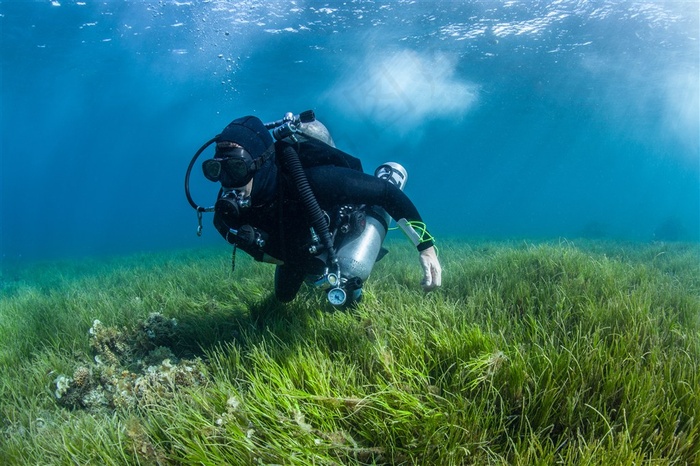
298 120 336 148
333 162 408 299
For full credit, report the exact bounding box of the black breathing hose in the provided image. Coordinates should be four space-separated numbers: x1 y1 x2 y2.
281 145 337 265
185 137 217 211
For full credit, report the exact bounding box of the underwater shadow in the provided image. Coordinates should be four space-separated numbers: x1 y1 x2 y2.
170 291 324 358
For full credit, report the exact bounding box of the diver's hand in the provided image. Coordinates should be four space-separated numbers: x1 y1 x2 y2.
419 246 442 292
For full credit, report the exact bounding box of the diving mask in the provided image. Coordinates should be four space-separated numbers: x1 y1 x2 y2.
202 147 256 188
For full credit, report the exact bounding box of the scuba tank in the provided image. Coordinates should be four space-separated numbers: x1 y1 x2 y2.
328 163 408 306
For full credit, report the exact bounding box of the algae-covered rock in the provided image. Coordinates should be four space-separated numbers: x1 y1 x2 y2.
139 312 178 346
54 313 208 413
89 319 131 367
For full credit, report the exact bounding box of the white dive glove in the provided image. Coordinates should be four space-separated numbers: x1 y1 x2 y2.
419 246 442 292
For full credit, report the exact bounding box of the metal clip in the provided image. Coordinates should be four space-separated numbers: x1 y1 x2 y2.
197 210 203 236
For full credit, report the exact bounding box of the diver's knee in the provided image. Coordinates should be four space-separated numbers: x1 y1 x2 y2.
274 265 304 303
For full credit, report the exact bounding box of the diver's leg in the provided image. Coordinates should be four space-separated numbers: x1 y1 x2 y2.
274 264 306 303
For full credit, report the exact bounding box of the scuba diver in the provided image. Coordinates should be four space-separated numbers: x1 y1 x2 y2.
185 110 441 306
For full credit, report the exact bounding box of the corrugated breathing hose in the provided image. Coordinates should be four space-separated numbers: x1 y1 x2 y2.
280 145 338 265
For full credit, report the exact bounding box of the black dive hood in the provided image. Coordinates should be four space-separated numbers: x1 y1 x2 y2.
184 110 318 236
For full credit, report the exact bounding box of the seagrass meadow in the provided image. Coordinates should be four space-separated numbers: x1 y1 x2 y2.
1 239 698 465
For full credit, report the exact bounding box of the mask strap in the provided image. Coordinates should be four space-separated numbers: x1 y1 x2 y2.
251 145 275 171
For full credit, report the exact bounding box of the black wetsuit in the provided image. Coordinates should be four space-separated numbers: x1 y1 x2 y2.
213 138 433 301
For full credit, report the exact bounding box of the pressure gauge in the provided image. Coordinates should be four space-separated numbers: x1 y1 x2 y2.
327 287 347 306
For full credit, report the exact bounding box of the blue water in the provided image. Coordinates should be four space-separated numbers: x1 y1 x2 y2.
1 1 698 261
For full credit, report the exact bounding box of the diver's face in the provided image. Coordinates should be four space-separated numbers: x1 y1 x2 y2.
233 178 254 196
203 141 256 188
